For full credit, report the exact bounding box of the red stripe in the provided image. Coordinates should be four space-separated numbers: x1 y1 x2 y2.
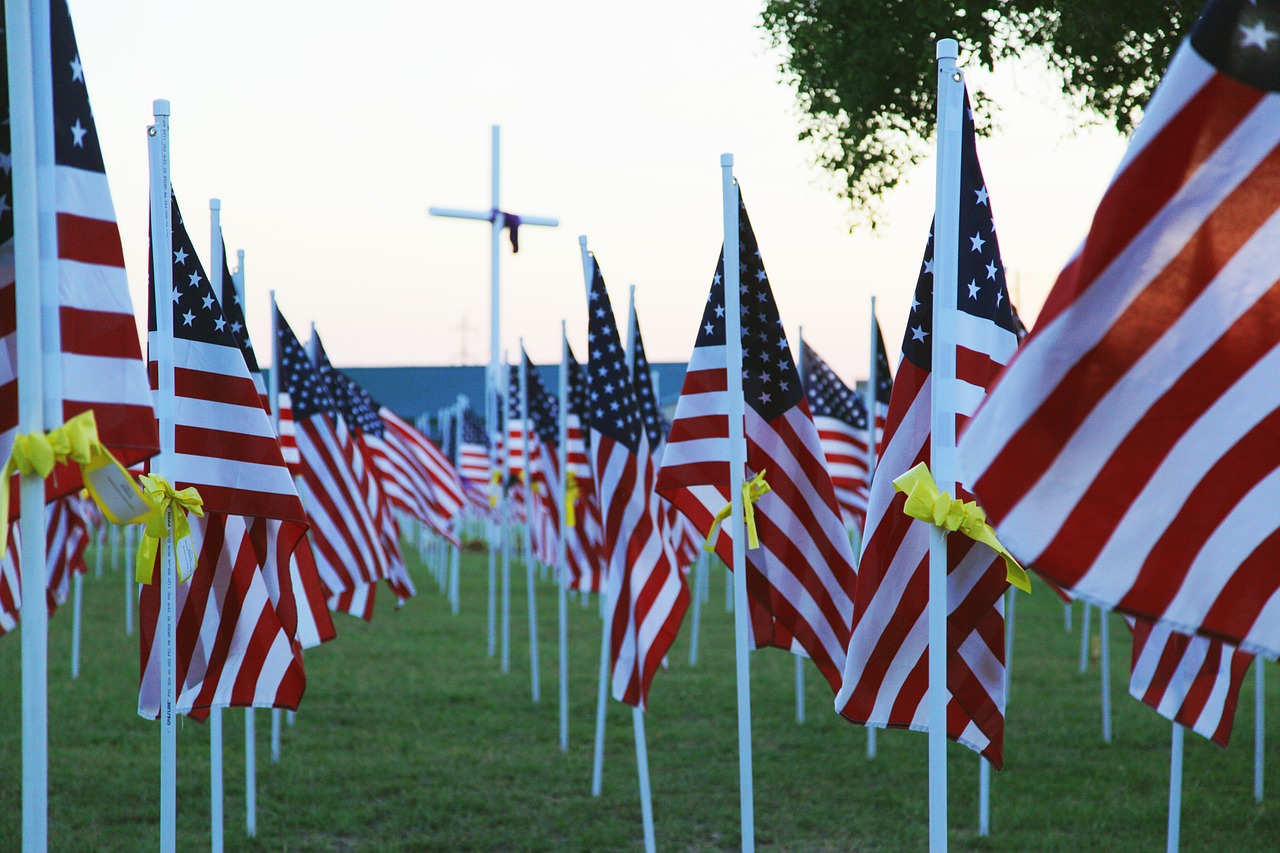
60 307 143 358
175 425 295 470
175 367 264 409
56 212 125 267
680 367 727 395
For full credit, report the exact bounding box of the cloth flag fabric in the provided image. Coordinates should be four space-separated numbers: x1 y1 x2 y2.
655 190 857 694
870 315 893 445
0 495 92 636
457 406 491 511
565 348 604 593
1128 615 1254 746
275 306 388 621
140 193 311 717
522 352 563 567
834 98 1021 766
958 0 1280 658
800 339 871 532
0 0 158 504
215 234 334 650
585 256 688 708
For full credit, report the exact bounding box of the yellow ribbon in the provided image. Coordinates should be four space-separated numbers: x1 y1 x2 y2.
489 470 502 508
135 475 204 584
893 462 1031 593
564 472 579 528
704 470 771 552
0 411 154 557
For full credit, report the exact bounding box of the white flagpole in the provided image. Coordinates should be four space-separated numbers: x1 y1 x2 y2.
70 573 82 679
867 283 882 803
208 197 228 853
557 324 571 752
95 520 105 577
7 0 51 843
1004 586 1016 699
1256 662 1265 802
978 758 990 836
688 551 706 666
245 710 256 837
125 527 135 635
518 341 540 703
1168 723 1184 853
1100 607 1112 744
148 97 180 853
930 39 966 852
1080 602 1092 673
1064 602 1073 632
449 399 463 615
581 239 611 797
794 326 806 726
721 153 756 853
725 560 733 613
501 351 512 675
632 706 657 853
271 711 281 762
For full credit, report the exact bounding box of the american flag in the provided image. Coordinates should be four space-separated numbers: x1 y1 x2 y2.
869 316 893 443
655 190 857 694
313 335 406 606
834 96 1021 766
458 406 492 511
958 0 1280 658
522 352 563 566
0 495 92 636
505 363 530 526
275 307 389 620
1127 615 1254 746
0 0 158 502
565 348 604 593
378 404 466 543
586 255 688 708
216 232 334 650
799 339 871 532
140 193 311 718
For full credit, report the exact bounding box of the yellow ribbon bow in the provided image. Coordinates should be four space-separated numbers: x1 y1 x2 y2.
893 462 1031 593
704 470 771 553
135 475 204 585
489 470 502 508
564 471 579 528
0 411 155 557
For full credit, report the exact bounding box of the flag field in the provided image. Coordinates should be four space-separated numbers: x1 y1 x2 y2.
1 538 1278 850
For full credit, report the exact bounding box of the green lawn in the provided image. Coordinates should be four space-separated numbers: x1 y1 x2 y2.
1 538 1277 851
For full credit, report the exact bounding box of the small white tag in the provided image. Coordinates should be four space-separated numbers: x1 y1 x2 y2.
84 464 152 524
176 533 198 582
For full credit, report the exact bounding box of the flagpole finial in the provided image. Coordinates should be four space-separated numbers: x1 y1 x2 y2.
210 198 221 211
153 98 170 116
937 38 958 60
721 153 734 167
578 235 588 249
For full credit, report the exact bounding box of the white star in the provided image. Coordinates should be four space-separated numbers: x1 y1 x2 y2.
974 185 989 205
188 271 202 288
714 304 724 318
173 247 188 265
170 291 181 304
967 280 980 299
923 257 934 275
70 119 87 147
996 290 1004 306
201 294 215 310
0 152 11 174
759 391 771 404
985 260 998 280
230 321 243 336
1240 20 1278 50
911 296 921 312
713 272 722 285
70 55 83 82
910 325 928 342
0 195 8 217
970 232 986 253
704 322 715 335
755 269 766 281
214 317 226 332
181 309 195 326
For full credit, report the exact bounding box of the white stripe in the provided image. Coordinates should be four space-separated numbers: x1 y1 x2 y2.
57 260 134 314
55 164 119 221
62 352 152 409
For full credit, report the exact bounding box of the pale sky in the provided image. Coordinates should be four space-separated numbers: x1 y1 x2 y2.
73 1 1131 385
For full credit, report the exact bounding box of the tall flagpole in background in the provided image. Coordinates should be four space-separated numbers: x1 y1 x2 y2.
7 0 52 845
147 97 181 853
428 125 558 667
208 198 227 853
518 342 540 703
721 153 756 853
556 324 571 753
929 38 966 852
865 296 879 759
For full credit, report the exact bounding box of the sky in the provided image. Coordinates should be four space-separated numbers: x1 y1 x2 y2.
72 1 1133 385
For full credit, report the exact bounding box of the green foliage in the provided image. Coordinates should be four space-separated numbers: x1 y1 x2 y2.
759 1 1195 226
3 540 1279 849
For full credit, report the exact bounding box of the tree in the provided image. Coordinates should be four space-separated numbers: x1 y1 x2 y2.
759 1 1194 226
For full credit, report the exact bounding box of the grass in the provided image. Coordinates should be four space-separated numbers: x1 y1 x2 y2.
1 537 1278 851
